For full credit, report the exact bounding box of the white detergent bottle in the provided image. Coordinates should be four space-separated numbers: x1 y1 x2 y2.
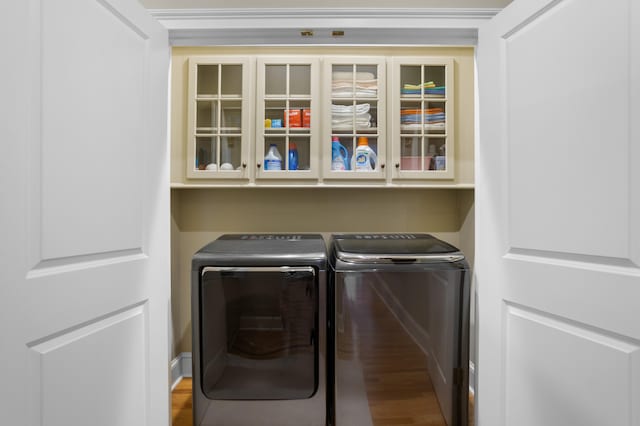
264 144 283 170
352 137 377 171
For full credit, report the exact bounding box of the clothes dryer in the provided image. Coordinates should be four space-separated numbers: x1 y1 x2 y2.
192 234 327 426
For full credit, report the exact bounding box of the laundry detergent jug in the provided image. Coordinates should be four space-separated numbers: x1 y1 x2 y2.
331 136 350 171
352 137 377 171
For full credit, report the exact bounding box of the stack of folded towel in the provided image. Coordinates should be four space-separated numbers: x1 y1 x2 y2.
401 81 445 97
400 107 445 131
332 71 378 97
332 103 372 130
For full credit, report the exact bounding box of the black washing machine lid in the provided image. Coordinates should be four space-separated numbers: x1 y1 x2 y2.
331 233 465 264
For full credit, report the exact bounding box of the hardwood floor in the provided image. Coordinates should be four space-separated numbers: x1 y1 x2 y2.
172 378 192 426
171 378 473 426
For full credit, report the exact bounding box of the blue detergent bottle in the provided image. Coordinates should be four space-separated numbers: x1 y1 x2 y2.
331 136 350 170
288 142 299 170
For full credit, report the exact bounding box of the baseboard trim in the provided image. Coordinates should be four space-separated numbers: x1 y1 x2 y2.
171 352 192 390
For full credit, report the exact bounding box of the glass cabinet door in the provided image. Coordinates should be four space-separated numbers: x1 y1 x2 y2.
187 57 251 179
200 266 318 400
392 58 455 180
256 58 320 180
323 57 386 180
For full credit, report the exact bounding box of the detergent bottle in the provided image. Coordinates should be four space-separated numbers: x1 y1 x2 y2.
352 137 377 171
288 142 299 171
264 144 283 170
331 136 350 170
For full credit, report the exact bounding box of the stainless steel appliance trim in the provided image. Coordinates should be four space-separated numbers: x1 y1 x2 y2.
202 266 316 276
334 253 466 264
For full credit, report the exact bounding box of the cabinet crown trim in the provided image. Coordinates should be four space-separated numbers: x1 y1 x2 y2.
149 8 500 46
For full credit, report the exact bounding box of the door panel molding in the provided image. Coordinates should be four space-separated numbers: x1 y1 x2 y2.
26 248 146 280
36 0 156 261
502 0 632 259
503 302 640 426
503 257 640 340
505 248 639 269
27 302 148 426
96 0 152 40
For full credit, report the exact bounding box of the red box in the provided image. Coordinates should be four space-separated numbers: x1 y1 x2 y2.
302 109 311 128
302 108 311 127
286 109 302 128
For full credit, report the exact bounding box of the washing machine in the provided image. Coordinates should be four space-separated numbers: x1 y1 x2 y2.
329 233 470 426
191 234 327 426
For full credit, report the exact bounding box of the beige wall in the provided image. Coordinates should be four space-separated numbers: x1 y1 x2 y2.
171 188 474 355
169 46 476 357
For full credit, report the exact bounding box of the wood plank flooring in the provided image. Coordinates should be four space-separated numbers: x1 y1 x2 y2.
172 378 192 426
171 379 473 426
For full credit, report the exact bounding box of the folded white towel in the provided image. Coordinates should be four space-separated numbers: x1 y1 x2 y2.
332 71 376 81
331 114 371 124
332 88 377 97
331 103 371 114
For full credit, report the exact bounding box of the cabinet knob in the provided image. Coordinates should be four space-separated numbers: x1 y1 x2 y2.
242 162 247 168
381 163 385 169
257 162 261 169
395 163 400 168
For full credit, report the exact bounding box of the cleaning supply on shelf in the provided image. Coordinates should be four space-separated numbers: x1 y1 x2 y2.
427 144 437 170
303 109 311 128
331 136 350 171
288 142 299 170
435 145 446 170
352 137 377 171
286 109 302 128
264 144 283 170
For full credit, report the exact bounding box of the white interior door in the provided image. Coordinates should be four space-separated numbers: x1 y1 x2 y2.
0 0 170 425
476 0 640 425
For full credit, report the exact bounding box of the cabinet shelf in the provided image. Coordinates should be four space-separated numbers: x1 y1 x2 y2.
196 129 243 134
264 95 312 100
196 95 243 100
400 95 447 100
171 181 474 189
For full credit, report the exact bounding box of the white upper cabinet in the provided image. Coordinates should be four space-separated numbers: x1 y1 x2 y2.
322 56 387 180
390 57 455 180
187 56 252 180
255 57 321 180
181 52 467 187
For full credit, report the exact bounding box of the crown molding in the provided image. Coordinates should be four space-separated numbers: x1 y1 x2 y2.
148 7 500 45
